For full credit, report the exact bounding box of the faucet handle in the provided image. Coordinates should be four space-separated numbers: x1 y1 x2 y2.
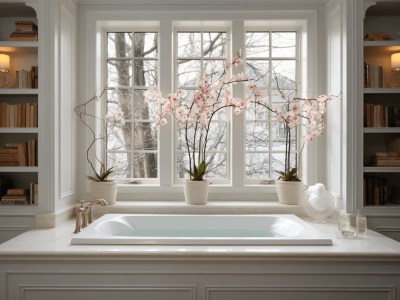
79 200 86 208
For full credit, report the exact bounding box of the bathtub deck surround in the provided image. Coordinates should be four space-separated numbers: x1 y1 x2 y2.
1 218 400 300
71 214 332 245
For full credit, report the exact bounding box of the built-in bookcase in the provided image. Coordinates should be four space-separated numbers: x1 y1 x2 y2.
0 3 38 206
362 3 400 210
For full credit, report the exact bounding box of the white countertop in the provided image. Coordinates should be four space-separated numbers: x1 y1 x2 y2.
1 217 400 260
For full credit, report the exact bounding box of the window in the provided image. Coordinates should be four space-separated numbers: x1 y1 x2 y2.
244 31 298 181
106 32 159 182
100 20 305 194
175 30 230 181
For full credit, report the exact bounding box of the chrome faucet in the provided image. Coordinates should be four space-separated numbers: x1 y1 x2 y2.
73 199 108 233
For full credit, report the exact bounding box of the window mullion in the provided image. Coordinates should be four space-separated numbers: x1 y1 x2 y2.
159 20 173 186
231 20 245 186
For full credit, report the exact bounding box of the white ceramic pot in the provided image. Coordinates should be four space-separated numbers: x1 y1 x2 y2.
90 181 117 205
275 180 304 205
183 180 209 205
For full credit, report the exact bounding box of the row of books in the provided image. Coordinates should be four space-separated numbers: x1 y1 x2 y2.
364 63 384 88
0 184 38 205
0 102 38 128
374 152 400 167
363 176 388 206
0 140 37 167
364 103 400 127
364 32 392 41
16 66 38 89
9 21 38 42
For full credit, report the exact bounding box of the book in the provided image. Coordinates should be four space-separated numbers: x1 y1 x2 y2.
365 32 392 41
6 188 29 195
29 183 38 204
364 103 400 127
9 36 38 41
364 175 389 206
0 101 38 128
15 21 38 33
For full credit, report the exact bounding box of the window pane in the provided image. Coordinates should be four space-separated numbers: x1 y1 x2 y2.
245 32 269 58
203 59 225 83
271 60 296 89
203 32 227 58
133 90 157 120
206 122 227 151
205 153 227 178
107 89 132 120
245 101 270 120
107 121 132 151
246 121 269 151
108 32 132 58
134 60 158 86
271 152 296 176
107 152 132 179
133 153 158 178
271 89 296 103
246 60 269 86
246 153 269 179
271 123 297 152
271 32 296 57
178 32 201 57
134 122 158 150
134 32 158 58
107 60 132 87
177 59 201 87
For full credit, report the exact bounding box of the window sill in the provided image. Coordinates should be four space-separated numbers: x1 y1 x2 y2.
116 184 279 201
94 201 305 217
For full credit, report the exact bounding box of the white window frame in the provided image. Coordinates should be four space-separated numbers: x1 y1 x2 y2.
83 9 318 201
243 25 302 185
173 24 232 185
103 27 161 185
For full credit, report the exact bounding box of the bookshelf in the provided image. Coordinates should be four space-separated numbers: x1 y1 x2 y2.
362 3 400 209
0 3 38 207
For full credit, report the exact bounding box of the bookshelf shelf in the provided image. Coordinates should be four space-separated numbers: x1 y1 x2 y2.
364 88 400 94
0 128 38 133
364 40 400 47
0 166 38 172
0 89 38 95
0 41 38 48
364 127 400 133
363 167 400 173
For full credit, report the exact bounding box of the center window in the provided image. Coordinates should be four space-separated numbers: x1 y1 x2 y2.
104 23 300 187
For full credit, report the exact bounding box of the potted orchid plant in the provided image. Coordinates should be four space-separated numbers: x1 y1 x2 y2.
75 86 125 205
144 51 252 204
247 80 334 204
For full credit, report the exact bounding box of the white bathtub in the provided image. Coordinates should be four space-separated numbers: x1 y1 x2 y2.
71 214 332 246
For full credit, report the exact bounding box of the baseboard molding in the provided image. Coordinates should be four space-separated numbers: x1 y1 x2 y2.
35 207 75 229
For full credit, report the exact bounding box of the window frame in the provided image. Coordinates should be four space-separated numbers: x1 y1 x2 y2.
173 25 232 185
243 26 302 185
85 9 319 201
